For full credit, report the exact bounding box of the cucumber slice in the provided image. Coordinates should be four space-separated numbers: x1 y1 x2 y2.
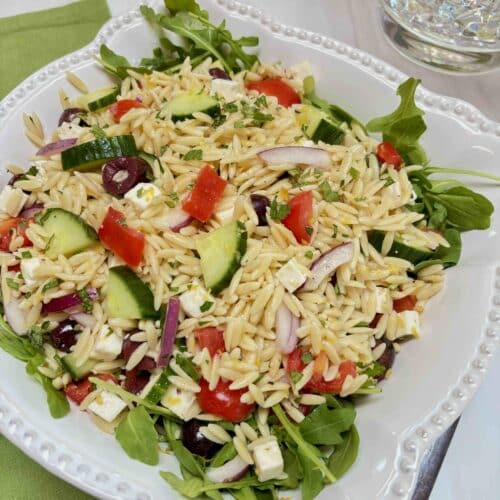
61 135 137 171
196 221 247 295
61 352 96 380
368 230 433 264
39 208 98 259
75 86 119 111
163 94 220 121
107 266 159 319
298 105 345 145
145 367 173 404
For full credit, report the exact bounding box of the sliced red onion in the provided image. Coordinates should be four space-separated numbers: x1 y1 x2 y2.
209 68 231 80
4 299 28 335
153 207 193 233
36 138 77 157
69 312 97 329
258 146 331 169
275 302 300 354
206 455 249 483
20 202 44 219
157 297 180 368
41 288 98 315
301 242 354 292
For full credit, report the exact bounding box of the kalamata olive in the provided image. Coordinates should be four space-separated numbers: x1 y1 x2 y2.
375 339 396 381
50 320 78 352
8 174 23 186
136 356 156 372
102 156 148 195
123 367 150 394
182 419 222 458
58 107 88 127
250 194 270 226
209 68 231 80
121 332 140 361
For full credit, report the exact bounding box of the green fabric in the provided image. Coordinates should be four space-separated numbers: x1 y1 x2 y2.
0 1 110 498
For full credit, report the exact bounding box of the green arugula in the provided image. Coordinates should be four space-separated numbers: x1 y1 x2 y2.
175 353 200 381
328 426 359 479
297 447 324 500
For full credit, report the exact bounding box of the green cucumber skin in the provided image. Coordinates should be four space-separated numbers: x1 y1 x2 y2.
368 230 433 264
87 88 119 111
62 352 96 380
167 94 220 122
146 368 172 404
107 266 159 320
61 135 138 171
39 208 98 259
310 119 345 145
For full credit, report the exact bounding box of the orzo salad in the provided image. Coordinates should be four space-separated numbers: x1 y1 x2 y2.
1 2 497 498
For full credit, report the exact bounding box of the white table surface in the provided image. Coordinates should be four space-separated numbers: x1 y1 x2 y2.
2 2 500 499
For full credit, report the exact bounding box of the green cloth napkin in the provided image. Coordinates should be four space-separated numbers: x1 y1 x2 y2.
0 1 109 498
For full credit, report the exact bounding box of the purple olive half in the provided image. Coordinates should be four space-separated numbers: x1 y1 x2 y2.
182 419 222 458
102 156 148 195
209 68 231 80
58 107 88 127
50 320 78 352
250 194 270 226
375 339 396 381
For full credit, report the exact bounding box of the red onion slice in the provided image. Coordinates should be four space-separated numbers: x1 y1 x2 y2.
301 242 354 292
20 202 44 219
69 312 97 329
36 138 77 157
153 207 193 233
4 299 28 335
206 455 249 483
276 302 300 354
258 146 331 169
41 288 98 315
158 297 180 368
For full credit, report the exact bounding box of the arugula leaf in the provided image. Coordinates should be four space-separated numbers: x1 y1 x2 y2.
299 405 356 446
328 425 359 479
269 198 291 221
432 228 461 267
170 439 204 477
360 361 386 379
0 316 38 362
161 472 205 498
115 406 159 465
428 201 447 231
175 353 200 381
279 447 303 490
297 447 325 500
165 0 205 15
211 441 237 467
97 45 131 79
232 487 259 500
366 78 427 165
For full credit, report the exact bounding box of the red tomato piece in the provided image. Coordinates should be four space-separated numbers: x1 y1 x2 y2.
246 79 301 107
369 313 382 328
286 347 305 373
195 327 225 357
98 207 145 267
282 191 314 244
0 217 33 252
96 373 117 384
376 142 402 170
393 295 417 312
109 99 144 122
182 165 227 222
64 379 92 405
197 379 254 422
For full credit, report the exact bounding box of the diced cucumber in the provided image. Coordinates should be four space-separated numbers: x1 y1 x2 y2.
298 105 345 145
107 266 159 319
145 367 172 404
196 221 247 295
75 86 119 111
61 135 137 171
163 94 220 121
39 208 98 259
368 230 433 264
61 352 96 380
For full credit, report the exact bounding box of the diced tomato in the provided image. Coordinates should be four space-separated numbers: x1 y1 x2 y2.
197 379 254 422
376 142 402 170
286 347 306 373
96 373 117 384
370 313 382 328
195 327 225 357
109 99 144 122
98 207 145 267
64 379 92 405
182 165 227 223
282 191 314 244
0 217 33 252
393 295 417 312
246 79 301 107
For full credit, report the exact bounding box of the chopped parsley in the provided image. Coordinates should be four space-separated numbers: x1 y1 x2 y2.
349 167 360 180
318 180 340 202
166 192 179 208
361 361 386 378
305 226 313 236
290 371 303 384
254 95 267 107
301 352 314 364
241 102 274 127
305 250 314 259
200 301 214 312
6 278 19 290
269 198 291 221
21 251 32 259
222 102 238 113
77 288 94 313
234 120 246 128
137 187 145 198
42 278 60 292
212 114 227 128
168 260 179 269
183 149 203 161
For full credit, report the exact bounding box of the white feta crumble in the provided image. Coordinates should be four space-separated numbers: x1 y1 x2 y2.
20 258 43 286
252 437 285 482
124 183 161 210
0 185 28 217
180 281 215 318
91 325 123 361
394 310 421 339
57 121 88 140
161 385 200 420
88 391 127 423
210 79 244 102
214 206 234 225
374 287 392 314
276 258 308 293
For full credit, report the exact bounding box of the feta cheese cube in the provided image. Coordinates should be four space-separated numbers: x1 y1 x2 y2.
276 258 308 293
124 183 161 210
394 310 421 339
88 391 127 423
252 437 285 482
180 281 215 318
161 385 200 420
57 121 88 140
374 287 392 314
0 186 28 217
91 325 122 361
210 79 244 102
214 206 234 226
20 258 43 286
